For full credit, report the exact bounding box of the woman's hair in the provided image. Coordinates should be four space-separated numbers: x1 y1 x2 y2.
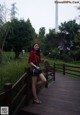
31 43 40 56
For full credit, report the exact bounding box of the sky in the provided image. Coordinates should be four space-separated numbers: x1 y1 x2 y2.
0 0 80 33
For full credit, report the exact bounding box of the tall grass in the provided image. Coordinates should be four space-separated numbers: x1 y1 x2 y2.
0 52 29 92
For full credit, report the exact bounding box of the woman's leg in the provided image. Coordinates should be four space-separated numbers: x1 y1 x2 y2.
32 76 38 99
37 73 47 85
32 76 41 103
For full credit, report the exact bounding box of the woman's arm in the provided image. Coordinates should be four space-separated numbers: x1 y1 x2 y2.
30 62 39 69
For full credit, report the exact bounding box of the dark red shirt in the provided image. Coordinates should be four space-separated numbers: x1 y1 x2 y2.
28 50 41 66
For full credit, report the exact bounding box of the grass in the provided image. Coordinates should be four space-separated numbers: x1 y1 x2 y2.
42 56 80 78
43 56 80 66
0 52 29 92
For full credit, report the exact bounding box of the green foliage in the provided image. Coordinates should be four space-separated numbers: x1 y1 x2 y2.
1 51 15 63
38 27 45 39
46 29 59 48
52 48 58 54
48 48 59 59
59 20 79 48
70 49 80 61
0 51 80 92
4 19 36 58
0 22 10 63
59 20 79 35
0 52 28 92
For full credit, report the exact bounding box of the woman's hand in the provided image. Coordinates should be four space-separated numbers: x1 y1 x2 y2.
36 66 40 69
30 62 40 70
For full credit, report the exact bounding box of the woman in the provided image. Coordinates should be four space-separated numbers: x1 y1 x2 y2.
28 43 47 104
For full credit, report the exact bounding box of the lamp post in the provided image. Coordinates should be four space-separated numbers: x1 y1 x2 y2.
55 0 58 33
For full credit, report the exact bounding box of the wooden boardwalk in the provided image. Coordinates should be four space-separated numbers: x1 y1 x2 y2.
20 73 80 115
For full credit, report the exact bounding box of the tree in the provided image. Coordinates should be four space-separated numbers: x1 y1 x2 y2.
0 3 9 63
59 20 79 47
59 20 80 60
6 19 36 58
59 20 79 34
0 4 3 24
37 27 46 52
46 29 58 49
38 27 45 39
0 3 7 24
10 3 18 20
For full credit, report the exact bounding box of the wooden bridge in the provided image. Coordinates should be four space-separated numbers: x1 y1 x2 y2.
0 62 80 115
19 73 80 115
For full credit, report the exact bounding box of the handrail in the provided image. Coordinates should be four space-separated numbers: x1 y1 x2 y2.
0 72 28 115
0 62 55 115
12 72 27 88
55 63 80 77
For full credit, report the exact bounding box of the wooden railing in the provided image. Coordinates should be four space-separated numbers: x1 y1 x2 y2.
0 61 79 115
0 61 55 115
43 61 55 88
55 63 80 77
0 72 31 115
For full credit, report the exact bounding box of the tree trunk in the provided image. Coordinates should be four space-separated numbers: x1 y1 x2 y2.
15 51 20 59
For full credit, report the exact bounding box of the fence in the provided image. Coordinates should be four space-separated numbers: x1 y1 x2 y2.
55 63 80 77
0 62 79 115
0 61 55 115
0 72 31 115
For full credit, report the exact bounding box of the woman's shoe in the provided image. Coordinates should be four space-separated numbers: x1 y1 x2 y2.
33 98 41 104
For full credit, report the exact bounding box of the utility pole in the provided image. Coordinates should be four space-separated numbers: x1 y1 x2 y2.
77 5 80 20
54 0 80 33
55 0 58 33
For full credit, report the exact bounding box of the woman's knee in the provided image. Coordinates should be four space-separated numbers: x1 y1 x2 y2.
39 73 47 83
44 78 47 83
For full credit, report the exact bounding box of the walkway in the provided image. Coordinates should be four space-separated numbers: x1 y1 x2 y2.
20 73 80 115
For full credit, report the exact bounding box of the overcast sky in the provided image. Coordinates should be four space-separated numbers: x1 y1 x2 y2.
1 0 80 33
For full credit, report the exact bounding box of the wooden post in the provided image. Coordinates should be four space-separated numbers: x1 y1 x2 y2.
4 83 12 115
63 64 65 75
53 63 55 81
45 73 48 88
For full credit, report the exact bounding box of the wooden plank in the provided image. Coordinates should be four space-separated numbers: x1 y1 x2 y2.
20 73 80 115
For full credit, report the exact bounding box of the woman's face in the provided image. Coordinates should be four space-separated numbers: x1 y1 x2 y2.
33 44 39 50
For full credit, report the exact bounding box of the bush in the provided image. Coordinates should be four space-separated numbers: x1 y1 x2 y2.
60 53 73 62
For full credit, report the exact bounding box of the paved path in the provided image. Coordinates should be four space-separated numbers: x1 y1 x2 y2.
21 73 80 115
